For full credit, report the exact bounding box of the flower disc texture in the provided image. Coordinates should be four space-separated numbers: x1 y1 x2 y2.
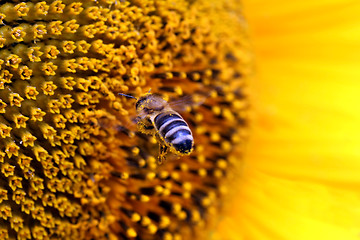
0 1 249 239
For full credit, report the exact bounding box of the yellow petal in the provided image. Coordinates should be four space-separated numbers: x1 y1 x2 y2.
215 0 360 239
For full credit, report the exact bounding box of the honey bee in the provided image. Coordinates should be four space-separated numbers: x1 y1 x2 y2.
119 92 194 163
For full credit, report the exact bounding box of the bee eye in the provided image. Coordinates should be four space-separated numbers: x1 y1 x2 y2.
135 98 146 110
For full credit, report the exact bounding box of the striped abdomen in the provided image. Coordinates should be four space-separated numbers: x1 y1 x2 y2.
154 111 193 154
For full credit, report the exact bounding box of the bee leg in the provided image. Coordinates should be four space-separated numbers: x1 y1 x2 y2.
137 118 154 135
133 116 141 124
158 144 168 164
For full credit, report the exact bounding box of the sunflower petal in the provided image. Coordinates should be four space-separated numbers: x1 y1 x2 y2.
215 0 360 239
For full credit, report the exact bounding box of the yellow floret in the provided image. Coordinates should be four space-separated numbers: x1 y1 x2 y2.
0 0 248 239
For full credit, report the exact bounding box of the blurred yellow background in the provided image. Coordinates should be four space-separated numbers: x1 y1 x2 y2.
214 1 360 239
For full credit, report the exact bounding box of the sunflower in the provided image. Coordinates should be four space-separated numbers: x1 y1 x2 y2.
213 0 360 240
0 0 249 239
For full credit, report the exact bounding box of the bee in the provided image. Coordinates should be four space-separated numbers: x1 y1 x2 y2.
119 92 194 163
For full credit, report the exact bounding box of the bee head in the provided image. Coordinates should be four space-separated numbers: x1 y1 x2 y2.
135 95 149 111
135 94 167 113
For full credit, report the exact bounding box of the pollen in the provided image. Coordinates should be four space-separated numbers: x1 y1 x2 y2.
0 0 248 239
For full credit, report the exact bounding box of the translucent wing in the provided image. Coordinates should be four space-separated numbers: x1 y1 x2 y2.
169 92 208 113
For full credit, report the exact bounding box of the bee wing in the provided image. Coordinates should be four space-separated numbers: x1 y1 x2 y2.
97 112 138 137
169 92 208 113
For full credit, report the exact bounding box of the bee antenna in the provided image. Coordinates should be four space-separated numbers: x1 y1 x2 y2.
148 88 151 93
118 93 138 100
